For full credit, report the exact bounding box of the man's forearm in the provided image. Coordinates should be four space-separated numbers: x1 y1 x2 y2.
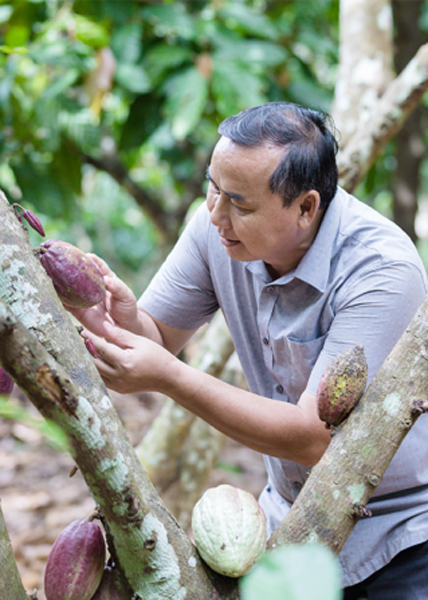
160 357 331 466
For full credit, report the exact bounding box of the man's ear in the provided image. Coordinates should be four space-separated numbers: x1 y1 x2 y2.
297 190 321 229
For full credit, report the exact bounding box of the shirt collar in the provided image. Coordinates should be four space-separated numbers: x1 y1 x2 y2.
245 188 343 292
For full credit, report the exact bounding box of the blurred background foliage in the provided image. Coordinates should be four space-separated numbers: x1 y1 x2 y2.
0 0 427 294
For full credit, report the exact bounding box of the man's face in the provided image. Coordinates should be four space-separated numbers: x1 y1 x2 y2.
206 136 312 277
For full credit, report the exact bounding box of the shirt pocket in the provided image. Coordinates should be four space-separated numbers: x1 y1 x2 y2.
272 333 328 403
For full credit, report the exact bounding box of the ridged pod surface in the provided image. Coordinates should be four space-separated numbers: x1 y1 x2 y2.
44 519 106 600
37 239 106 308
0 367 14 396
317 344 368 428
191 484 267 578
91 565 133 600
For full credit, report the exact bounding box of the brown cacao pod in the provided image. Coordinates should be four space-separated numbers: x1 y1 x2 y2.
44 519 106 600
0 367 14 396
37 239 106 308
91 565 133 600
317 344 368 428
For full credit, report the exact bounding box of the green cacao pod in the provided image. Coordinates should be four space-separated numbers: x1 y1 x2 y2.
191 484 267 578
317 344 368 428
91 565 133 600
37 239 106 308
44 519 106 600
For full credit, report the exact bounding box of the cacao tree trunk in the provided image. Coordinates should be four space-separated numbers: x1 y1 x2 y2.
0 192 239 600
0 501 30 600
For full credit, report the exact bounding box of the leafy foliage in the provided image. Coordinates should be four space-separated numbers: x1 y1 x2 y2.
0 0 340 283
240 543 342 600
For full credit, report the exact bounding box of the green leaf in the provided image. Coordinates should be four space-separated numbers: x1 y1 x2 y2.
212 58 265 117
214 39 288 68
142 4 195 40
115 62 151 94
218 4 278 40
11 154 78 220
144 43 193 86
163 66 208 140
240 544 342 600
0 5 13 24
0 398 70 453
111 21 143 64
119 93 164 151
0 45 28 54
74 15 110 49
4 24 30 48
57 109 101 154
41 68 80 100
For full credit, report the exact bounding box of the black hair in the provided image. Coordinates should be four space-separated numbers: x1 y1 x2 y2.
217 102 339 209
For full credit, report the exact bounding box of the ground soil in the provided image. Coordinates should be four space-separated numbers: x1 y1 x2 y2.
0 387 267 599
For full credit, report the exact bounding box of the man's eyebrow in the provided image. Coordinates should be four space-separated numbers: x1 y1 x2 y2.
205 166 246 202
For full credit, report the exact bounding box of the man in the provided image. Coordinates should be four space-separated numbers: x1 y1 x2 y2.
76 102 428 598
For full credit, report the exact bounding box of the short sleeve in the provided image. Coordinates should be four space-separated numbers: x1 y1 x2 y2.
306 261 427 395
138 202 220 329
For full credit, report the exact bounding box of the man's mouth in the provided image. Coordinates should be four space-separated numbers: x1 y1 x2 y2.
219 234 240 248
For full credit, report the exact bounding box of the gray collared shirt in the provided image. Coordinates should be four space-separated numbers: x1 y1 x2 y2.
139 187 428 586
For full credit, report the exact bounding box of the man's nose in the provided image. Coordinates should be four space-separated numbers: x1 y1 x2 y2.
209 194 231 229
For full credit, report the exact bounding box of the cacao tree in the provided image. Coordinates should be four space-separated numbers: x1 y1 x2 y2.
2 1 428 598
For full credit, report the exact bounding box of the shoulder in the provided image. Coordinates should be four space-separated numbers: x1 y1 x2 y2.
333 188 426 274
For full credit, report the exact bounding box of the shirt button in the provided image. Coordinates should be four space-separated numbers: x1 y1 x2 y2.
276 384 284 394
266 285 275 294
262 337 269 345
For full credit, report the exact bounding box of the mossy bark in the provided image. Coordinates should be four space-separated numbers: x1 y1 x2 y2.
0 501 30 600
0 192 239 600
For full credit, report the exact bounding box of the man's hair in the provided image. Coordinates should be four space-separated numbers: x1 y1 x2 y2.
217 102 339 209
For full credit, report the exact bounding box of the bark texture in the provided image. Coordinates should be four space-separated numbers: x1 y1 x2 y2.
332 0 394 147
391 0 427 242
0 501 30 600
0 192 239 600
338 42 428 192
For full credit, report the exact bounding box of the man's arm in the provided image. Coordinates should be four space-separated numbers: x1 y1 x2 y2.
87 321 331 466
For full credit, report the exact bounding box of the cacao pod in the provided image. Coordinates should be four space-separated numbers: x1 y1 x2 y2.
37 240 106 308
0 368 14 396
191 484 267 578
44 519 106 600
91 565 133 600
317 344 368 428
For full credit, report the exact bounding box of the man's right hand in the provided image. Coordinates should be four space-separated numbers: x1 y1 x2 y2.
66 254 140 338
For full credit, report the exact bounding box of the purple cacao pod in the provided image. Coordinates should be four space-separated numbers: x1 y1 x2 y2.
37 240 106 308
0 368 14 396
91 565 133 600
44 519 106 600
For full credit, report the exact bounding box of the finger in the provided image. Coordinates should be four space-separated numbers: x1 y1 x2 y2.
83 327 131 365
102 321 138 349
86 253 113 277
104 273 136 303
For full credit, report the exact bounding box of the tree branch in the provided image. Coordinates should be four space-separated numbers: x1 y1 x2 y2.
268 292 428 554
338 42 428 192
83 152 191 245
0 191 239 600
0 501 30 600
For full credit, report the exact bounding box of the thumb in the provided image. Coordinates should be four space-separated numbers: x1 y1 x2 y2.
103 320 136 349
